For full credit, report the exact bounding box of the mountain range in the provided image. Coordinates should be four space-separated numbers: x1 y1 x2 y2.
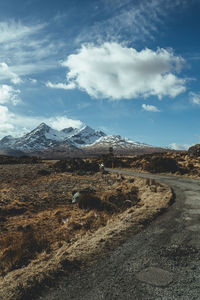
0 123 166 158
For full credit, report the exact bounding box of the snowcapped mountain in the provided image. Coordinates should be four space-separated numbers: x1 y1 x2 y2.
0 135 17 149
0 122 163 157
0 123 105 151
61 127 80 138
9 123 75 151
86 135 151 149
69 126 106 146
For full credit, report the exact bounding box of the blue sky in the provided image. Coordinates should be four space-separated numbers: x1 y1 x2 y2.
0 0 200 149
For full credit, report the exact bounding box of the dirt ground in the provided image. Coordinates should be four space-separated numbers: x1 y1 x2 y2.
0 162 173 300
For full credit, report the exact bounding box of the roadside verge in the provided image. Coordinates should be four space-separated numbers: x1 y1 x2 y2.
0 174 173 300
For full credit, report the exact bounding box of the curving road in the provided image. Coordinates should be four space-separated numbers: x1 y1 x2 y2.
38 169 200 300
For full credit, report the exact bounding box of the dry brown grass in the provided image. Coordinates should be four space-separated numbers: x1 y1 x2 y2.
0 227 49 275
0 162 173 300
120 152 200 178
0 163 139 276
0 202 114 276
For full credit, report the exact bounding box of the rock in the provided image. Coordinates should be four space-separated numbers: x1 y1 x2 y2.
72 192 81 204
72 188 101 210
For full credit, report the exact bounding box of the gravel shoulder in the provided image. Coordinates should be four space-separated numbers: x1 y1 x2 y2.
38 169 200 300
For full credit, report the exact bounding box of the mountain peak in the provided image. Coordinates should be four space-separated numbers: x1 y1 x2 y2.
1 135 14 140
36 123 51 130
70 125 106 145
80 125 94 132
0 122 158 155
61 127 75 134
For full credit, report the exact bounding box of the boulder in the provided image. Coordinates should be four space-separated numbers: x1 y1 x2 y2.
72 188 101 210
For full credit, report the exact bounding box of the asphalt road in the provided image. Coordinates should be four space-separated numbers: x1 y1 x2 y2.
38 169 200 300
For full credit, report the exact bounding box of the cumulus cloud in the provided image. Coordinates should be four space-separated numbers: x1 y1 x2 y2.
0 105 82 138
0 105 16 135
48 43 186 100
0 62 22 84
169 143 190 150
190 92 200 105
47 116 83 130
0 84 21 105
0 105 14 123
142 104 160 112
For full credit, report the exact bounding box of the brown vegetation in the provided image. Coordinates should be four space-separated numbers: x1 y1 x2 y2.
0 155 41 165
188 144 200 157
0 157 173 300
53 157 99 174
0 160 140 277
111 152 200 177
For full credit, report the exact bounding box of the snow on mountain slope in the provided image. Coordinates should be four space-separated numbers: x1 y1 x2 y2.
61 127 80 138
0 123 106 151
12 123 65 151
69 126 106 146
85 135 151 149
0 122 155 154
0 123 76 151
0 135 17 149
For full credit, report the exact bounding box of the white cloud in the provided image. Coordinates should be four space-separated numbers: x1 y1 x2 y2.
49 43 186 100
0 105 82 138
48 116 83 130
0 20 63 81
0 105 14 123
190 92 200 105
142 104 160 112
0 105 15 134
46 81 75 90
0 62 22 84
169 143 190 150
0 21 44 44
0 84 21 105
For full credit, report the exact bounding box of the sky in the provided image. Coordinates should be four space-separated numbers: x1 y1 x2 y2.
0 0 200 149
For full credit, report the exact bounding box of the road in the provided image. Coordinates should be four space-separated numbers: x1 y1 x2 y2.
38 169 200 300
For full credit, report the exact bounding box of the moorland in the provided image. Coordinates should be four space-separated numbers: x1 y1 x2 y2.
1 149 199 299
